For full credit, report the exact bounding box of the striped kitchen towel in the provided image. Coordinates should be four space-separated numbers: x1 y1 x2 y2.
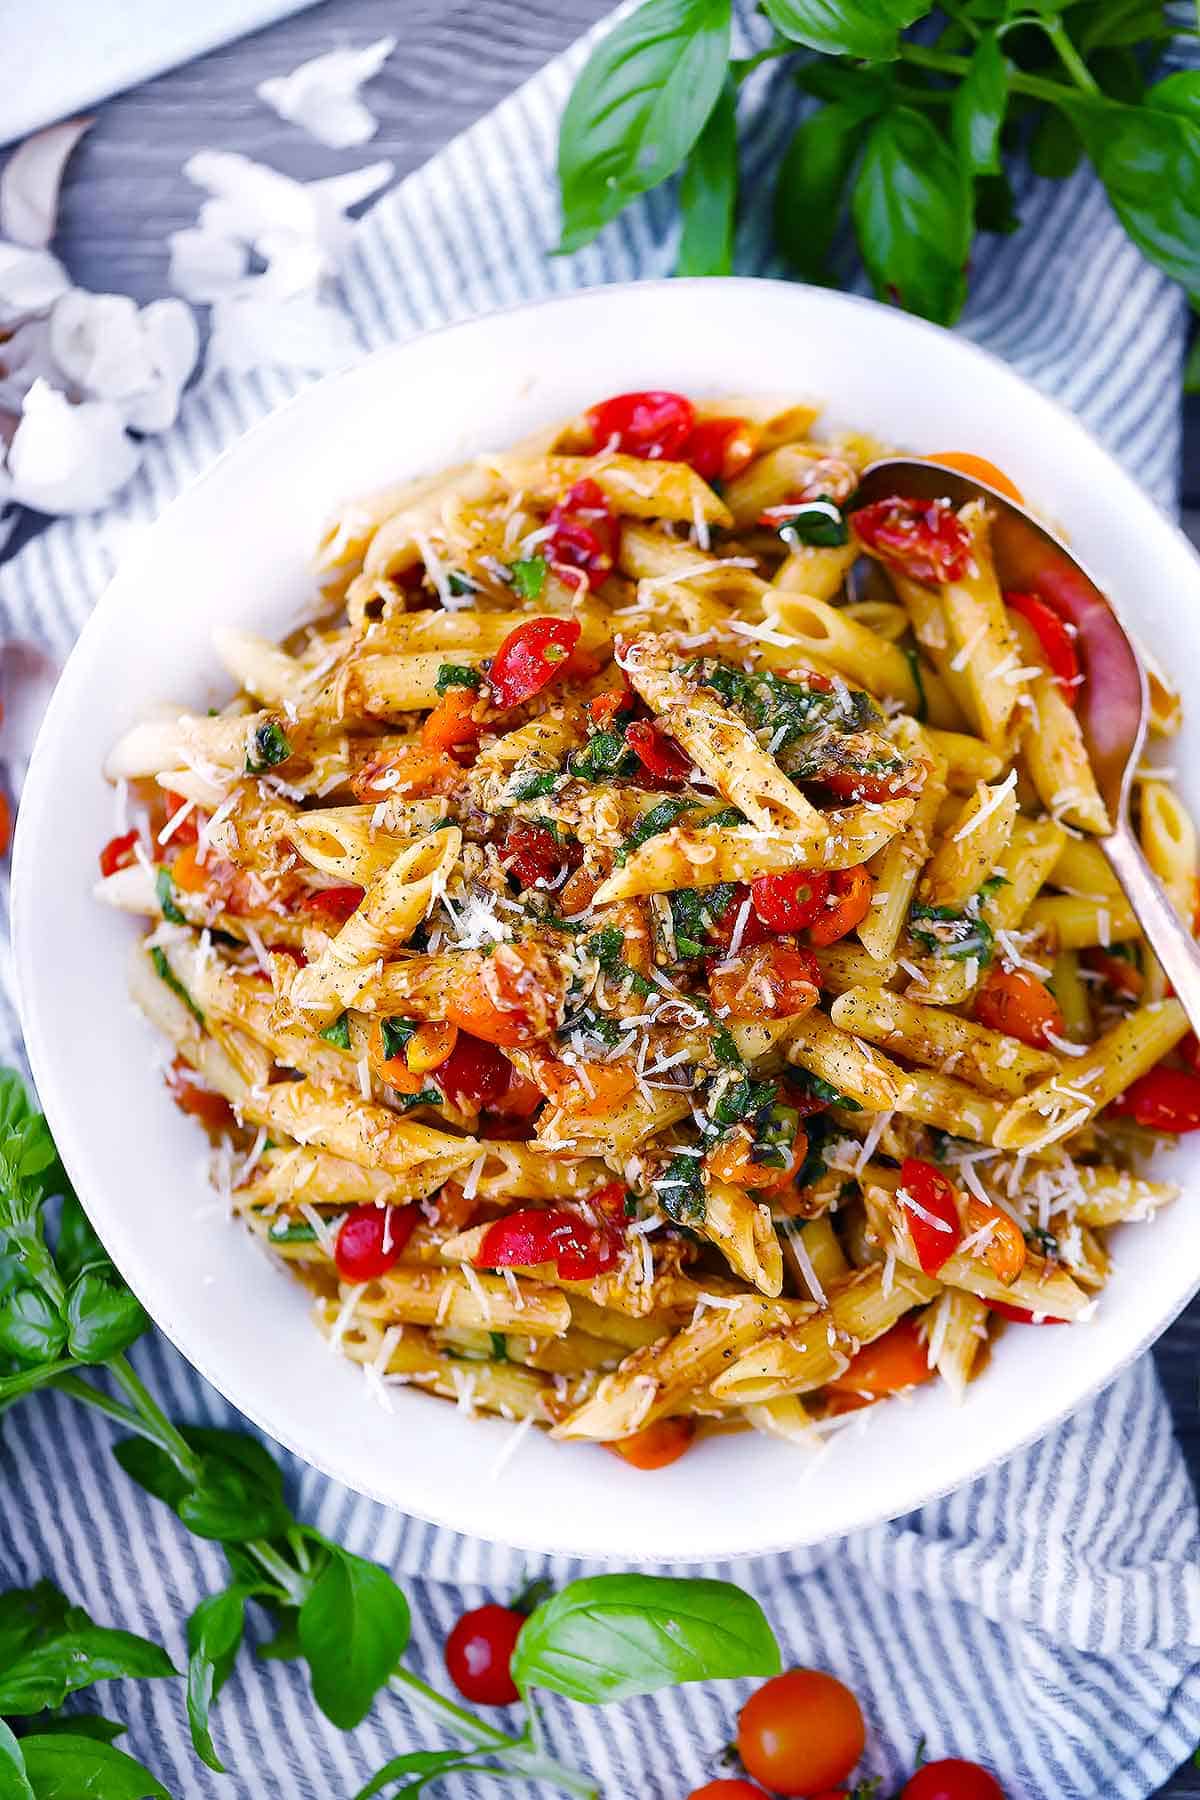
2 6 1200 1799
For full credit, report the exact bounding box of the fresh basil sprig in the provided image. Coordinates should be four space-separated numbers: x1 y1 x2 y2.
558 3 1200 327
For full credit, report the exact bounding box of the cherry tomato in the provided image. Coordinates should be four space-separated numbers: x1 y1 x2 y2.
99 829 140 877
502 820 567 890
902 1757 1006 1800
301 885 365 930
828 1315 935 1402
809 867 873 948
687 1784 767 1800
973 966 1064 1048
927 451 1024 505
587 683 634 731
446 943 559 1047
488 616 582 710
437 1031 512 1111
476 1207 619 1281
430 1179 479 1232
333 1203 418 1282
898 1157 962 1275
751 871 831 934
1005 590 1081 706
444 1604 523 1707
164 1058 234 1131
608 1415 697 1470
537 1058 636 1117
1083 947 1143 1000
1109 1066 1200 1132
160 788 200 845
986 1301 1067 1325
545 479 620 588
853 495 972 585
822 762 922 803
586 389 695 460
422 685 484 753
0 790 11 859
684 416 758 482
705 884 773 955
965 1196 1026 1285
707 1124 808 1193
708 941 821 1022
737 1669 866 1797
625 718 692 783
351 746 462 801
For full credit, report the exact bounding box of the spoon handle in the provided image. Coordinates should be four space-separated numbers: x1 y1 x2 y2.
1103 824 1200 1032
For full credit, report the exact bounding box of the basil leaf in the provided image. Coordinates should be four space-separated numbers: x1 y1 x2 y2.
244 719 291 774
255 1608 302 1661
975 172 1019 236
1076 0 1164 49
1149 69 1200 128
1029 105 1082 180
510 557 547 599
851 105 972 324
116 1428 290 1543
298 1546 411 1730
763 0 929 61
154 865 184 925
511 1573 780 1702
617 797 693 865
434 663 482 695
17 1736 170 1799
0 1285 65 1365
149 947 203 1026
0 1584 73 1672
507 769 559 801
380 1017 416 1062
0 1070 35 1135
112 1438 193 1512
952 31 1007 177
65 1269 147 1363
319 1012 352 1050
774 100 874 282
32 1719 126 1745
1076 91 1200 293
55 1193 108 1285
0 1723 33 1800
187 1586 247 1772
0 1626 175 1715
774 497 848 548
678 75 738 276
557 0 733 254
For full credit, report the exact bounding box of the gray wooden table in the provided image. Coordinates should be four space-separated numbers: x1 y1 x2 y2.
15 1 1200 1793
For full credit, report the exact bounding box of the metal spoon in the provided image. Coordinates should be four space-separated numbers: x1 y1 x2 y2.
853 457 1200 1030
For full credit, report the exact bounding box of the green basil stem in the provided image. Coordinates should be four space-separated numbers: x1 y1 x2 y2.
388 1668 599 1799
108 1353 202 1482
242 1541 312 1609
898 42 1092 110
12 1226 65 1310
1040 18 1101 95
0 1356 79 1404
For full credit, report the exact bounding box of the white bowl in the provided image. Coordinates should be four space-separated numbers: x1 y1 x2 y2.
13 280 1200 1563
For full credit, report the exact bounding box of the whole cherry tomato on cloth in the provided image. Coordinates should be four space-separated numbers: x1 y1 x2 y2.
737 1668 866 1796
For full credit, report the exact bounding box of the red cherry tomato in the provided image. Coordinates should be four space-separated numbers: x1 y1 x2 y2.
545 479 621 589
587 683 634 731
705 884 773 955
502 820 567 890
476 1207 619 1280
586 389 695 460
99 829 140 877
1109 1066 1200 1132
737 1669 866 1797
488 616 582 709
708 941 821 1022
986 1301 1067 1325
624 719 692 783
853 495 972 585
333 1203 418 1282
301 885 365 929
808 867 873 948
898 1157 962 1275
608 1415 697 1470
160 789 200 845
973 966 1064 1048
444 1604 523 1707
1083 947 1143 1000
751 871 831 933
822 764 923 803
902 1758 1006 1800
1005 590 1081 705
684 416 758 482
688 1784 768 1800
164 1057 234 1131
436 1032 512 1112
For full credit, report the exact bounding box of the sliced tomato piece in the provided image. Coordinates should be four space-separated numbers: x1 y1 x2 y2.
987 1300 1067 1325
607 1416 696 1470
750 871 831 934
1005 590 1082 706
301 885 364 930
852 494 972 585
165 1058 234 1131
334 1203 418 1281
827 1315 935 1399
684 416 758 482
437 1032 512 1111
422 686 484 753
476 1207 619 1280
708 940 821 1021
898 1157 962 1275
973 965 1064 1048
624 719 691 784
586 390 695 460
99 829 140 877
502 820 567 890
544 479 620 589
1109 1066 1200 1132
808 866 872 947
488 616 582 709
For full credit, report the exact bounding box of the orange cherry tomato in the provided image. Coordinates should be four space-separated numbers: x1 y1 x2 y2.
422 686 483 754
926 451 1024 505
707 1127 808 1193
351 746 462 802
737 1669 866 1797
965 1196 1026 1285
170 842 210 893
973 966 1063 1048
446 944 560 1047
708 941 821 1022
164 1057 235 1131
607 1416 696 1470
827 1315 935 1402
537 1059 636 1117
1083 947 1143 1000
431 1179 479 1233
808 866 873 947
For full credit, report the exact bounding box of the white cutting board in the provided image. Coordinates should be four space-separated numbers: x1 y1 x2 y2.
2 0 319 145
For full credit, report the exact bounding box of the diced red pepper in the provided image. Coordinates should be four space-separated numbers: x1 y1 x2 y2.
1005 590 1082 706
751 871 831 934
853 495 972 585
502 820 566 890
1109 1066 1200 1133
300 885 364 929
624 719 692 784
437 1032 513 1112
586 390 695 461
898 1157 962 1275
334 1203 419 1281
544 479 620 590
683 416 757 482
99 829 140 877
476 1206 619 1281
488 616 582 709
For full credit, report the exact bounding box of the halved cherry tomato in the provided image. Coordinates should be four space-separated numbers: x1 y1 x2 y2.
624 718 692 783
1005 590 1081 706
0 791 11 859
1084 947 1143 1000
738 1669 865 1797
446 944 560 1046
687 1783 766 1800
170 843 209 893
558 864 605 915
902 1757 1006 1800
898 1157 962 1275
351 746 463 801
750 871 831 934
492 1067 545 1119
586 389 695 460
334 1202 418 1281
586 682 633 731
1109 1066 1200 1132
708 941 821 1021
927 451 1023 506
827 1314 935 1401
405 1020 458 1075
502 820 567 890
301 885 364 930
809 866 873 947
708 1125 808 1192
705 884 773 955
684 416 758 482
488 616 582 710
1180 1032 1200 1075
853 495 972 585
588 1178 630 1222
444 1604 523 1707
545 479 621 588
476 1206 619 1280
160 789 200 843
965 1195 1026 1285
422 685 483 753
437 1031 512 1111
164 1057 234 1131
986 1300 1067 1325
537 1059 636 1117
99 829 139 877
973 966 1064 1048
431 1179 479 1232
608 1415 696 1470
822 762 922 803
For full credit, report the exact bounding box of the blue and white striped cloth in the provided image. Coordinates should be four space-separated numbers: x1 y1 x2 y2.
2 8 1200 1797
